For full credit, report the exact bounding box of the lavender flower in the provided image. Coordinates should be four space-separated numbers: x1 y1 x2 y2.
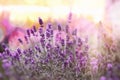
38 17 43 25
58 24 61 31
33 26 37 32
26 29 30 37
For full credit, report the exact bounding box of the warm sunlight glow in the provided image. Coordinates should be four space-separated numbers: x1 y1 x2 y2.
0 0 105 23
72 0 105 22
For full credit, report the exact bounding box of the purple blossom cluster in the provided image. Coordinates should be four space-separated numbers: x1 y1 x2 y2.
0 18 90 80
0 17 120 80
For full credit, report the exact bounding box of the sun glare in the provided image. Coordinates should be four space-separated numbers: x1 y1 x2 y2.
0 0 105 23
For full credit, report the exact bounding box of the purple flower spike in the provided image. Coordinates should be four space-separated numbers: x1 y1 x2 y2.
13 52 19 60
48 24 52 29
72 29 77 35
24 36 28 42
66 35 70 42
35 46 41 53
28 48 33 54
18 38 23 44
27 29 30 37
68 12 72 23
78 38 82 46
31 29 35 36
33 26 37 32
46 32 51 38
1 43 7 49
17 48 21 54
38 17 43 25
65 25 69 33
61 39 65 46
50 30 53 36
63 61 68 69
39 28 43 34
46 43 51 50
6 49 10 55
58 24 61 31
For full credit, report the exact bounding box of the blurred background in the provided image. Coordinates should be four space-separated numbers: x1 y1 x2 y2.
0 0 120 49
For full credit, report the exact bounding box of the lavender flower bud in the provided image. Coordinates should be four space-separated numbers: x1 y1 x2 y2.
78 38 82 46
30 59 35 64
31 29 35 36
17 48 21 54
39 28 43 34
58 24 61 31
6 49 10 55
24 36 28 42
18 38 23 44
13 53 19 60
68 12 72 23
61 39 65 46
66 35 70 42
65 25 69 33
46 32 51 38
23 50 27 54
28 48 33 54
72 29 77 35
27 29 30 37
38 17 43 25
25 58 28 64
1 43 7 49
33 26 37 32
35 46 41 53
47 53 51 60
50 30 53 36
63 61 68 69
47 24 52 29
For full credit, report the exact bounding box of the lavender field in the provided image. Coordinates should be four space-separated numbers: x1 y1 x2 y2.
0 16 120 80
0 0 120 80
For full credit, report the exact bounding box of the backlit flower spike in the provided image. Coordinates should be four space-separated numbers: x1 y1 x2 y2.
5 49 10 55
47 24 54 38
61 39 65 46
17 48 22 54
1 43 7 50
58 24 62 31
47 23 52 29
39 27 43 35
33 25 37 32
26 29 30 37
72 29 77 36
68 11 72 23
46 24 52 39
65 25 69 33
24 36 28 43
34 45 41 53
18 38 23 44
30 29 35 36
38 17 43 26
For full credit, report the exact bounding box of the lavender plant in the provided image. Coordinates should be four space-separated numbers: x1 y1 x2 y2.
0 17 120 80
0 18 90 80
